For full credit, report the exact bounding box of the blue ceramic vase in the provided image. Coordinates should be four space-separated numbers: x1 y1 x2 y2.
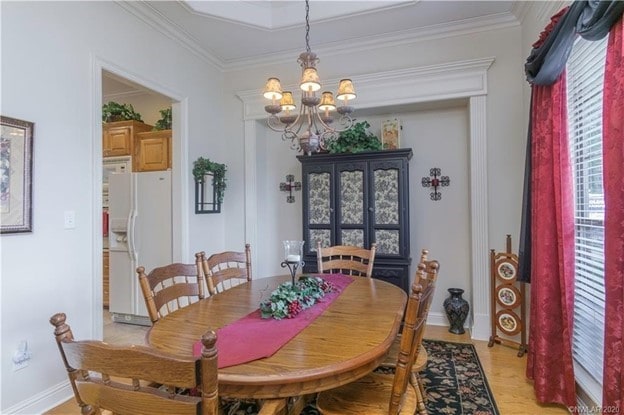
443 288 469 334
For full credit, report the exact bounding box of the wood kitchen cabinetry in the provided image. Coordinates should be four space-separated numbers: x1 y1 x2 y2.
102 120 152 158
134 130 172 172
103 250 110 308
298 149 413 292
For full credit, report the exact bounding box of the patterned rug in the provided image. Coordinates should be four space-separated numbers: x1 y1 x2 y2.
222 339 499 415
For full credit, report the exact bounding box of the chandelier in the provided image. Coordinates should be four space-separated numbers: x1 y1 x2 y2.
262 0 356 155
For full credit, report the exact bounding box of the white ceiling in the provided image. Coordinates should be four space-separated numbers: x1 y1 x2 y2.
131 1 521 69
106 1 523 95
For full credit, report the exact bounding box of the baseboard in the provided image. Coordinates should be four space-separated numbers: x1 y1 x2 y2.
427 311 473 330
2 380 72 415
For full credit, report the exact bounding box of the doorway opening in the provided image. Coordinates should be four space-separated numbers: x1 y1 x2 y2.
100 70 177 336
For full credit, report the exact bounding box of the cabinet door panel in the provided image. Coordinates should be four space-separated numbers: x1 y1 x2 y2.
309 229 331 251
339 170 364 224
308 172 332 224
341 229 364 247
374 229 400 255
337 162 368 246
373 169 399 225
369 159 408 258
105 127 132 157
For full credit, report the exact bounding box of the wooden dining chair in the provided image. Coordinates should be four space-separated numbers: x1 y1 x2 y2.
200 244 252 295
381 249 440 414
316 263 434 415
137 252 206 323
50 312 220 415
316 241 377 277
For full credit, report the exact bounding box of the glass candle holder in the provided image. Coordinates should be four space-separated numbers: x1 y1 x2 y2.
282 240 305 284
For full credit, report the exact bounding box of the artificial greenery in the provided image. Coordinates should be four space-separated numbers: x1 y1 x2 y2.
326 121 382 154
192 157 227 203
153 107 172 131
102 101 143 123
259 276 335 320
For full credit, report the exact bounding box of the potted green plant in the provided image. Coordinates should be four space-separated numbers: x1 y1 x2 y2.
102 101 143 123
192 157 227 204
153 107 172 131
326 121 382 154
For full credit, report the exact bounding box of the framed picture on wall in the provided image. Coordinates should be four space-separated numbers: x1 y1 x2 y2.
381 118 400 150
1 116 34 234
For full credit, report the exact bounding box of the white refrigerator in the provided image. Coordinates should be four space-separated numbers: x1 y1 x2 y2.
108 170 172 325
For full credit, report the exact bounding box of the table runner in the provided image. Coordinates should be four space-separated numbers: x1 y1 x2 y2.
193 273 354 368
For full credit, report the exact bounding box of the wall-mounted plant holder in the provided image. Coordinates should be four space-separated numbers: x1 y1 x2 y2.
193 157 227 214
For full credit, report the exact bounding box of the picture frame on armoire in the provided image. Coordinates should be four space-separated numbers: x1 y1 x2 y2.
1 116 34 234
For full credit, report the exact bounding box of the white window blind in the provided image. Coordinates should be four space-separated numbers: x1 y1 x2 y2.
566 35 608 398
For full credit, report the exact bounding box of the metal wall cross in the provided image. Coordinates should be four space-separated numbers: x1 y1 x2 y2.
422 167 450 201
279 174 302 203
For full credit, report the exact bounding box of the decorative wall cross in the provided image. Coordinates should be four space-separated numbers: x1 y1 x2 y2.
279 174 301 203
422 167 450 201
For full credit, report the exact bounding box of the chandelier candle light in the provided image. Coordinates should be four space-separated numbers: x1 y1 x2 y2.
263 0 356 155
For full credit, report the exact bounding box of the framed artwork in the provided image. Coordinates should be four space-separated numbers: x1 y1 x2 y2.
495 258 517 282
495 310 522 336
381 118 400 150
1 116 34 234
496 285 521 308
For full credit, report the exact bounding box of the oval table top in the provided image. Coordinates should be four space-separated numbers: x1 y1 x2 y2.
147 275 407 399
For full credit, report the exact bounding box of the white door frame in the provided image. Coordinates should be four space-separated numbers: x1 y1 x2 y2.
91 56 189 339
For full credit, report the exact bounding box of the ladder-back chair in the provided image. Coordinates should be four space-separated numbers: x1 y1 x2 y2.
50 312 219 415
316 242 377 278
200 244 252 295
316 263 436 414
137 252 205 323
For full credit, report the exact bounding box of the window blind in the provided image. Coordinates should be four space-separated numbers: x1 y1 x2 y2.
566 36 608 391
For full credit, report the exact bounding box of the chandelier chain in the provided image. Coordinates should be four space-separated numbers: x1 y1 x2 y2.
304 0 311 53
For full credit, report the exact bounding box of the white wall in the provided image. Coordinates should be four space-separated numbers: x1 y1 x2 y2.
0 2 225 412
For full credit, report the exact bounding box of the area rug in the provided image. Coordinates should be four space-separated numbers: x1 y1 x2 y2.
221 339 499 415
421 339 500 415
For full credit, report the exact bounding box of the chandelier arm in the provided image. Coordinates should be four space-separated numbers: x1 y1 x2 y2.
313 111 354 133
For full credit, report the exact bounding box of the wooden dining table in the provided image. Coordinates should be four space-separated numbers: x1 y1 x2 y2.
147 274 407 400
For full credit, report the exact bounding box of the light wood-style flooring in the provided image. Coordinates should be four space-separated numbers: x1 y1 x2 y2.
46 313 569 415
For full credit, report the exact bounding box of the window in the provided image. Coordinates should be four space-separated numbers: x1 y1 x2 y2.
566 35 608 403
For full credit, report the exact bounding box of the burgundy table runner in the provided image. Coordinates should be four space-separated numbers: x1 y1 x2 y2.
193 273 354 368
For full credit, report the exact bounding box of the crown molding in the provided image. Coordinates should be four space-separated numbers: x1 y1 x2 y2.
237 57 494 120
115 1 224 71
224 12 518 71
116 1 518 74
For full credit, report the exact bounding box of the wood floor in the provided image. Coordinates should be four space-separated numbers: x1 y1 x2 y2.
46 313 570 415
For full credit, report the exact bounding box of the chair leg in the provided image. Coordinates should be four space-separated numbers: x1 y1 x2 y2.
411 372 427 415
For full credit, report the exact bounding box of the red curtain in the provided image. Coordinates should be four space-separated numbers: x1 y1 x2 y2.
526 75 577 407
602 16 624 413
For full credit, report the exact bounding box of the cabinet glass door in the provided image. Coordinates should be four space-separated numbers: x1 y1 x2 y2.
337 162 368 247
303 164 333 254
370 160 404 256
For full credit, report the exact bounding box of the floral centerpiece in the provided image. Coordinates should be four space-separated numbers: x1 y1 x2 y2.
260 276 335 320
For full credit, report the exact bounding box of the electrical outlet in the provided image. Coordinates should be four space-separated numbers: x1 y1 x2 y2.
64 210 76 229
12 340 31 371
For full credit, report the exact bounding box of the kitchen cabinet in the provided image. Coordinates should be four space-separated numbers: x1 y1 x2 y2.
298 149 412 292
103 250 110 308
103 120 152 158
134 130 172 172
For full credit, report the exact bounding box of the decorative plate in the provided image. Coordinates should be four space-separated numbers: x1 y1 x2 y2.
496 285 521 309
496 310 522 336
495 257 518 282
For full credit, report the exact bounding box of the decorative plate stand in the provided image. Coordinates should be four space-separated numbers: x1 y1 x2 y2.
487 235 528 357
